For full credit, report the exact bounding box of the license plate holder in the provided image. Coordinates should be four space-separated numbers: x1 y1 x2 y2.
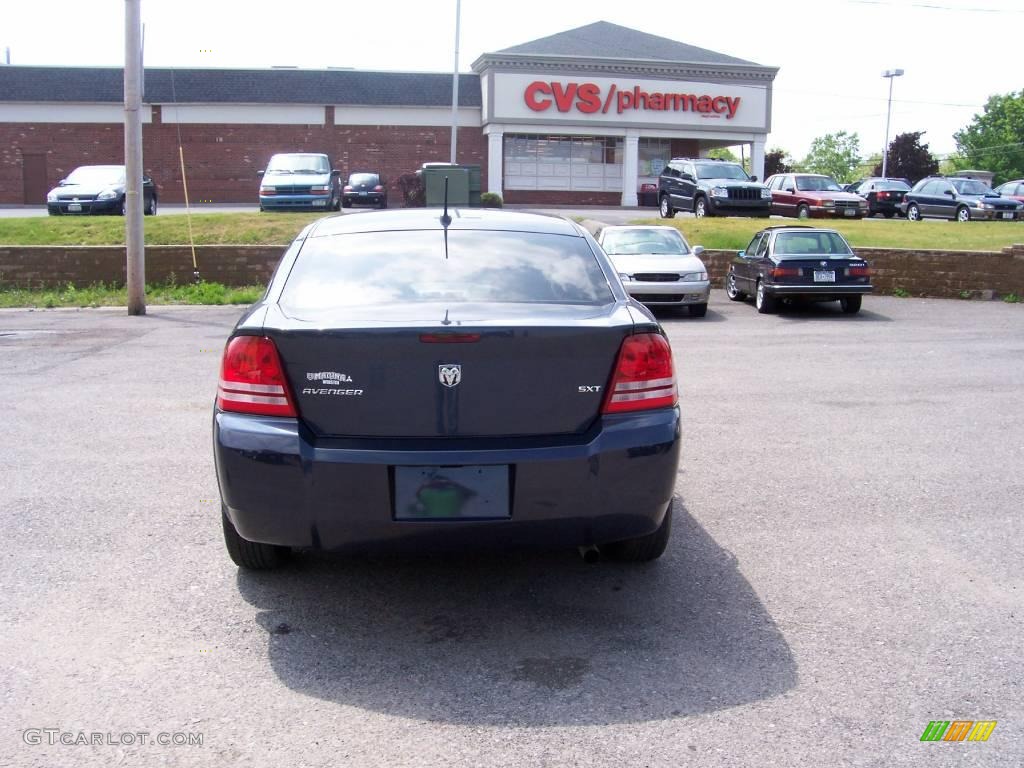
394 465 510 520
312 200 326 207
843 208 856 217
814 270 836 282
68 203 82 212
1002 212 1014 220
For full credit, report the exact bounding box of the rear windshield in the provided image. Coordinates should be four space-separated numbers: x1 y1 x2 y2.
774 231 853 257
601 228 689 256
875 180 910 191
348 173 379 186
280 230 614 311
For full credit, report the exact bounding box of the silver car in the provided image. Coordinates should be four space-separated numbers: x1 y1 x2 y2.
597 225 711 317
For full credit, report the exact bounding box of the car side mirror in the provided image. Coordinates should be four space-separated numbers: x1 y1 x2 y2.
58 179 68 186
737 250 745 258
692 245 705 257
945 189 956 197
784 186 794 193
750 175 758 182
257 170 265 177
681 173 694 182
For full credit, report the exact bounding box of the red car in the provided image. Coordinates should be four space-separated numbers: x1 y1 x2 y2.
765 173 869 219
995 179 1024 204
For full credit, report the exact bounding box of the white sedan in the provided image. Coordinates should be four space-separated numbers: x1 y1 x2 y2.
597 225 711 317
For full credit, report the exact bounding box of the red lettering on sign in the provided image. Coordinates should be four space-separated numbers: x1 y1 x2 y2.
524 81 552 112
551 82 577 112
576 83 601 114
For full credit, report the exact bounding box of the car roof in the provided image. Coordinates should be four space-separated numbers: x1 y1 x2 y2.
757 225 842 236
307 208 582 238
599 225 681 232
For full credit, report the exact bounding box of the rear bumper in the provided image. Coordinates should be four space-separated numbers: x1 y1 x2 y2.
214 408 680 552
343 192 386 206
765 283 874 296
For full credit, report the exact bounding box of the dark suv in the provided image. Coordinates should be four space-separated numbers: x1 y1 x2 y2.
658 158 771 218
900 176 1021 222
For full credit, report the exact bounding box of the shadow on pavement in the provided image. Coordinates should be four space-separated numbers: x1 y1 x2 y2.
236 502 797 726
773 300 892 322
652 307 729 323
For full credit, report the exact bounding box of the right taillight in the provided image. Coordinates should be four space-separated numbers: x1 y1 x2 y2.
849 265 871 277
602 333 677 414
217 336 297 417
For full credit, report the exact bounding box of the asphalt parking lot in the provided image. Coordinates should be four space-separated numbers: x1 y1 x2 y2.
1 294 1022 767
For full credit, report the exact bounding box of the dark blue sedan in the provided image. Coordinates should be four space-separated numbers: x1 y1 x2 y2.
214 209 681 569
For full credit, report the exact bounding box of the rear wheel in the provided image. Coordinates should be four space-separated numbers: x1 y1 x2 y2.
688 303 708 318
694 197 710 217
603 504 672 562
840 295 862 314
222 509 288 570
659 195 675 219
796 203 810 220
726 272 745 301
755 280 776 314
906 203 921 221
956 206 970 222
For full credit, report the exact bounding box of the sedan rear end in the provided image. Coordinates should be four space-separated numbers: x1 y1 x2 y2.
213 211 681 569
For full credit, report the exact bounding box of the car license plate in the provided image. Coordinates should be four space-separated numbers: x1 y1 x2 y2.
359 191 368 196
68 203 82 212
394 465 510 520
814 270 836 282
1002 212 1014 220
312 200 326 207
844 208 856 217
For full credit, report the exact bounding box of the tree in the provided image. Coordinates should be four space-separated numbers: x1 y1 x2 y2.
764 148 793 177
871 132 939 183
799 131 861 183
855 153 883 181
953 90 1024 184
706 147 739 162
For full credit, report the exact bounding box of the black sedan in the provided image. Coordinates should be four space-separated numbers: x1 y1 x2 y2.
46 164 158 215
214 209 681 569
725 226 872 314
854 178 910 218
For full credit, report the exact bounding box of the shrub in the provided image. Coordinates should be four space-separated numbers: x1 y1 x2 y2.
480 192 503 208
398 173 425 208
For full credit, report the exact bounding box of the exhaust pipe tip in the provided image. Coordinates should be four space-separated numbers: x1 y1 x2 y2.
578 544 601 564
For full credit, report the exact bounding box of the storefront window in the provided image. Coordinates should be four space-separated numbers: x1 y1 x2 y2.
638 138 671 179
504 134 623 192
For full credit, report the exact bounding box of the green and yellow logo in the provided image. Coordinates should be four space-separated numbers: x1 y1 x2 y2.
920 720 997 742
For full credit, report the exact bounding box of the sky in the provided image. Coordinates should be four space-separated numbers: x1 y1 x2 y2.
2 0 1022 161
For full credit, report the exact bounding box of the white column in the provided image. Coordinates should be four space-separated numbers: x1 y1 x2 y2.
487 131 503 195
751 138 766 182
621 132 639 207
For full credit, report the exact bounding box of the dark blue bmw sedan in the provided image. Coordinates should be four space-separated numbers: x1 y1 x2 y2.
214 209 681 569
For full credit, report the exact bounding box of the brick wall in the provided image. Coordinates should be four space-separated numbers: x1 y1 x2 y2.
0 121 487 205
3 243 1023 298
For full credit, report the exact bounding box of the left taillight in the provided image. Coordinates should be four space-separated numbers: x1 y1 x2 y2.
849 265 871 277
217 336 297 417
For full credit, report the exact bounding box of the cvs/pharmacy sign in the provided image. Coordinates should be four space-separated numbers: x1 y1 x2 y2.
523 81 742 119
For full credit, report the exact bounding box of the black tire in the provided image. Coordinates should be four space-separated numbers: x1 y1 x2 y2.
755 280 776 314
796 203 810 220
658 195 675 219
840 295 862 314
883 211 894 219
725 272 745 301
222 510 288 570
379 198 387 210
259 205 265 212
118 197 127 216
688 303 708 318
341 199 352 209
144 196 157 216
694 196 710 217
956 206 970 223
906 203 921 221
603 504 673 562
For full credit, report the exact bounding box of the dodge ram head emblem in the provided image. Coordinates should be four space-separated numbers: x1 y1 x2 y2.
438 364 462 388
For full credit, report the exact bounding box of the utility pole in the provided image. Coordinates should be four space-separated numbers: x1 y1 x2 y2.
881 68 904 180
124 0 145 315
448 0 461 164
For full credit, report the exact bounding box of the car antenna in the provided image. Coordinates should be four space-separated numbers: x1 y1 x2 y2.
440 175 452 259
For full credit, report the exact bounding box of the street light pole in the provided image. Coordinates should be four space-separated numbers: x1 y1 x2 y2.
448 0 461 164
124 0 145 315
881 68 904 179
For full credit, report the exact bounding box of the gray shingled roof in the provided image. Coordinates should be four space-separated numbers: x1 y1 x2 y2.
0 67 482 106
496 21 758 67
